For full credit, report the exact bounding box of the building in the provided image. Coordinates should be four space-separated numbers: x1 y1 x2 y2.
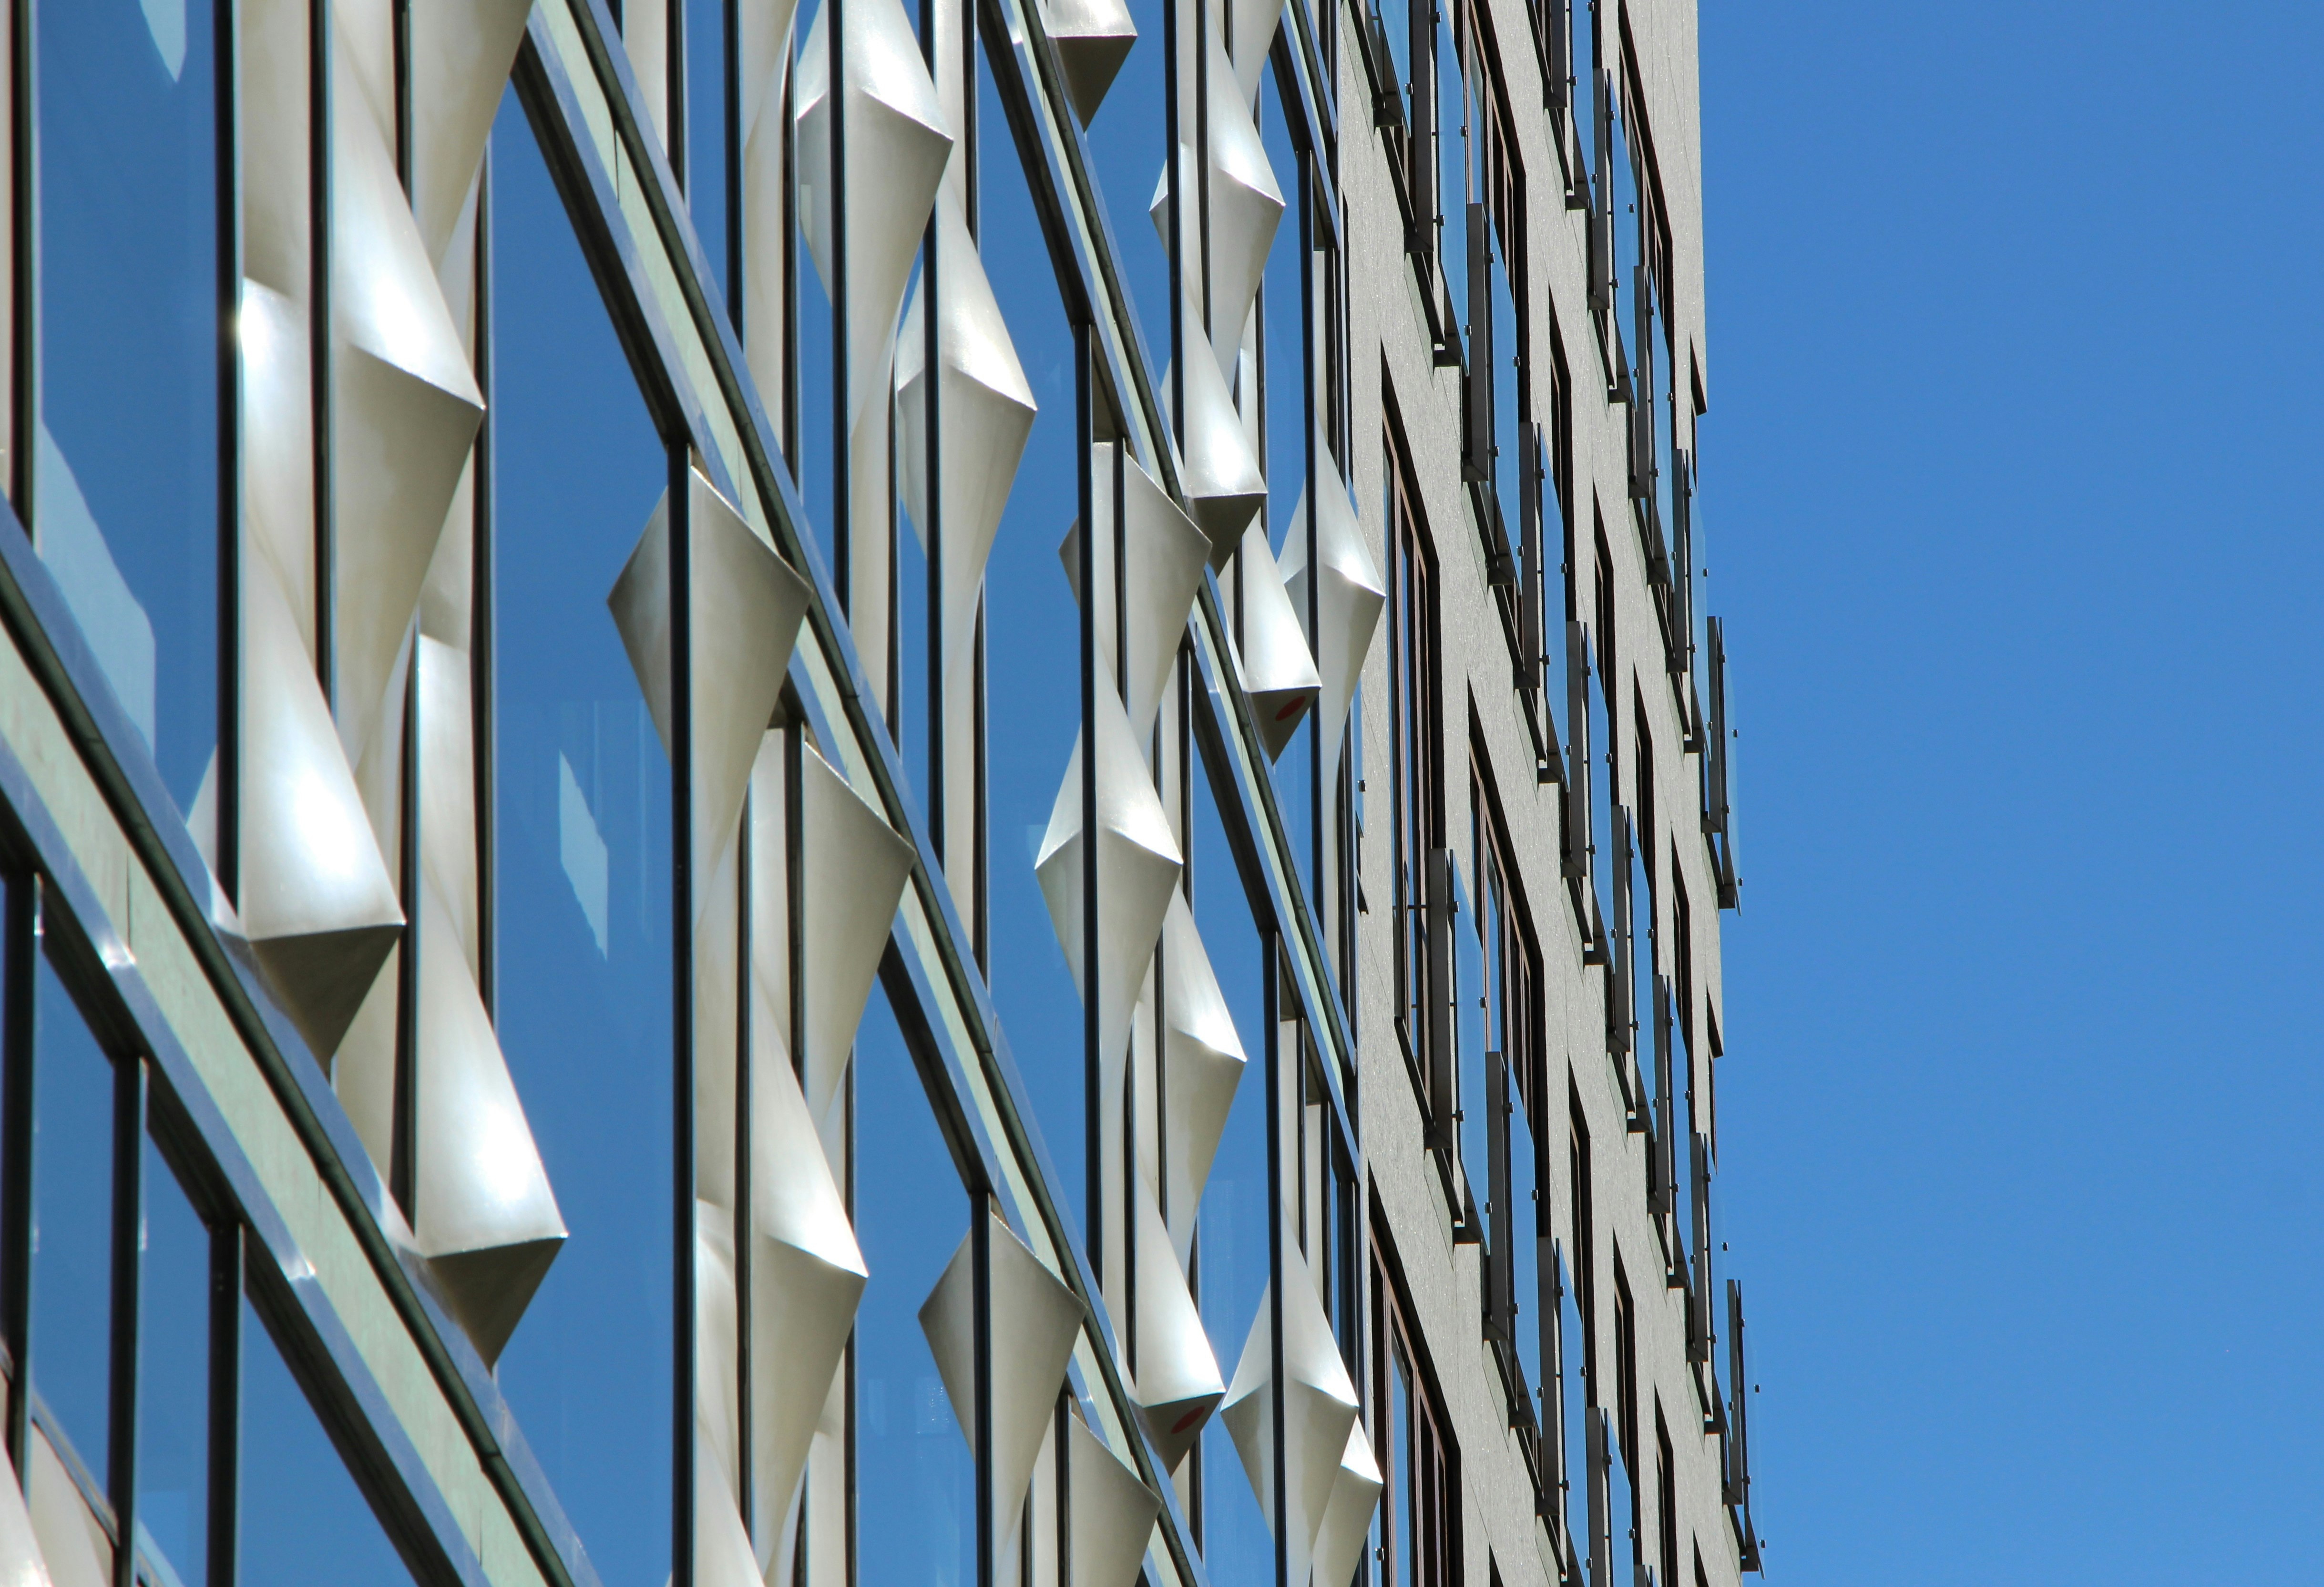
0 0 1758 1584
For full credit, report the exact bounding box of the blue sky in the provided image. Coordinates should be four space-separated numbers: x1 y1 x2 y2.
1699 2 2324 1578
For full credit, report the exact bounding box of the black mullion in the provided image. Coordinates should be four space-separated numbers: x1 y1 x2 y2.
723 0 741 329
971 598 987 971
107 1054 145 1587
784 717 804 1079
1194 0 1211 350
216 0 245 903
959 0 975 234
1109 439 1129 1371
668 0 687 194
1162 0 1181 432
390 642 420 1221
919 0 942 866
1263 935 1287 1587
309 0 335 708
1051 1393 1070 1587
828 0 849 615
205 1221 241 1587
733 789 754 1541
9 0 36 523
669 440 697 1587
1300 150 1320 924
840 1073 856 1587
391 0 412 192
972 1199 993 1587
0 874 35 1483
473 144 497 1018
1074 322 1096 1280
780 65 799 464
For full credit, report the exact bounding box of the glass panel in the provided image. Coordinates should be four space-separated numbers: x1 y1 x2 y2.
31 952 113 1479
1571 0 1593 182
1076 0 1170 378
1585 652 1613 944
1258 71 1317 910
1606 1431 1636 1587
240 1298 416 1587
1607 100 1638 379
1433 9 1464 326
1650 296 1674 562
488 88 674 1587
1490 256 1520 565
1379 0 1411 99
1453 866 1486 1216
1556 1245 1587 1567
853 991 973 1587
974 56 1090 1242
1508 1085 1540 1403
36 0 219 813
136 1135 211 1584
687 0 730 312
790 7 837 568
1388 1344 1413 1587
1192 759 1269 1582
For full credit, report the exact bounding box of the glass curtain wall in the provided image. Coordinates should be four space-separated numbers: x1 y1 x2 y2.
487 85 676 1587
33 0 219 819
0 0 1397 1578
0 875 422 1587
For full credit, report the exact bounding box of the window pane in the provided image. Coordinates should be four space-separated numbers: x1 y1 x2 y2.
1509 1085 1540 1400
1074 0 1169 365
1556 1245 1587 1563
240 1298 414 1587
1605 1423 1635 1587
136 1135 211 1583
1194 759 1269 1584
32 952 113 1480
487 87 674 1587
974 55 1089 1243
37 0 217 812
1389 1347 1413 1587
853 992 973 1587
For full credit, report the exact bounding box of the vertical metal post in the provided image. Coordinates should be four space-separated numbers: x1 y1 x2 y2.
828 0 850 614
1052 1395 1071 1587
780 65 799 463
667 0 687 194
960 0 977 238
391 0 412 191
734 790 755 1541
390 645 420 1220
0 875 31 1485
972 598 988 971
1263 936 1287 1587
669 442 697 1587
108 1056 146 1587
920 0 943 865
1300 152 1321 913
1116 458 1135 1364
724 0 742 329
961 0 985 968
9 0 36 525
972 1202 994 1587
785 717 805 1079
1075 321 1098 1276
1162 0 1182 431
206 1220 242 1587
216 0 245 904
309 0 335 708
473 144 497 1017
1193 0 1211 350
841 1074 857 1587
